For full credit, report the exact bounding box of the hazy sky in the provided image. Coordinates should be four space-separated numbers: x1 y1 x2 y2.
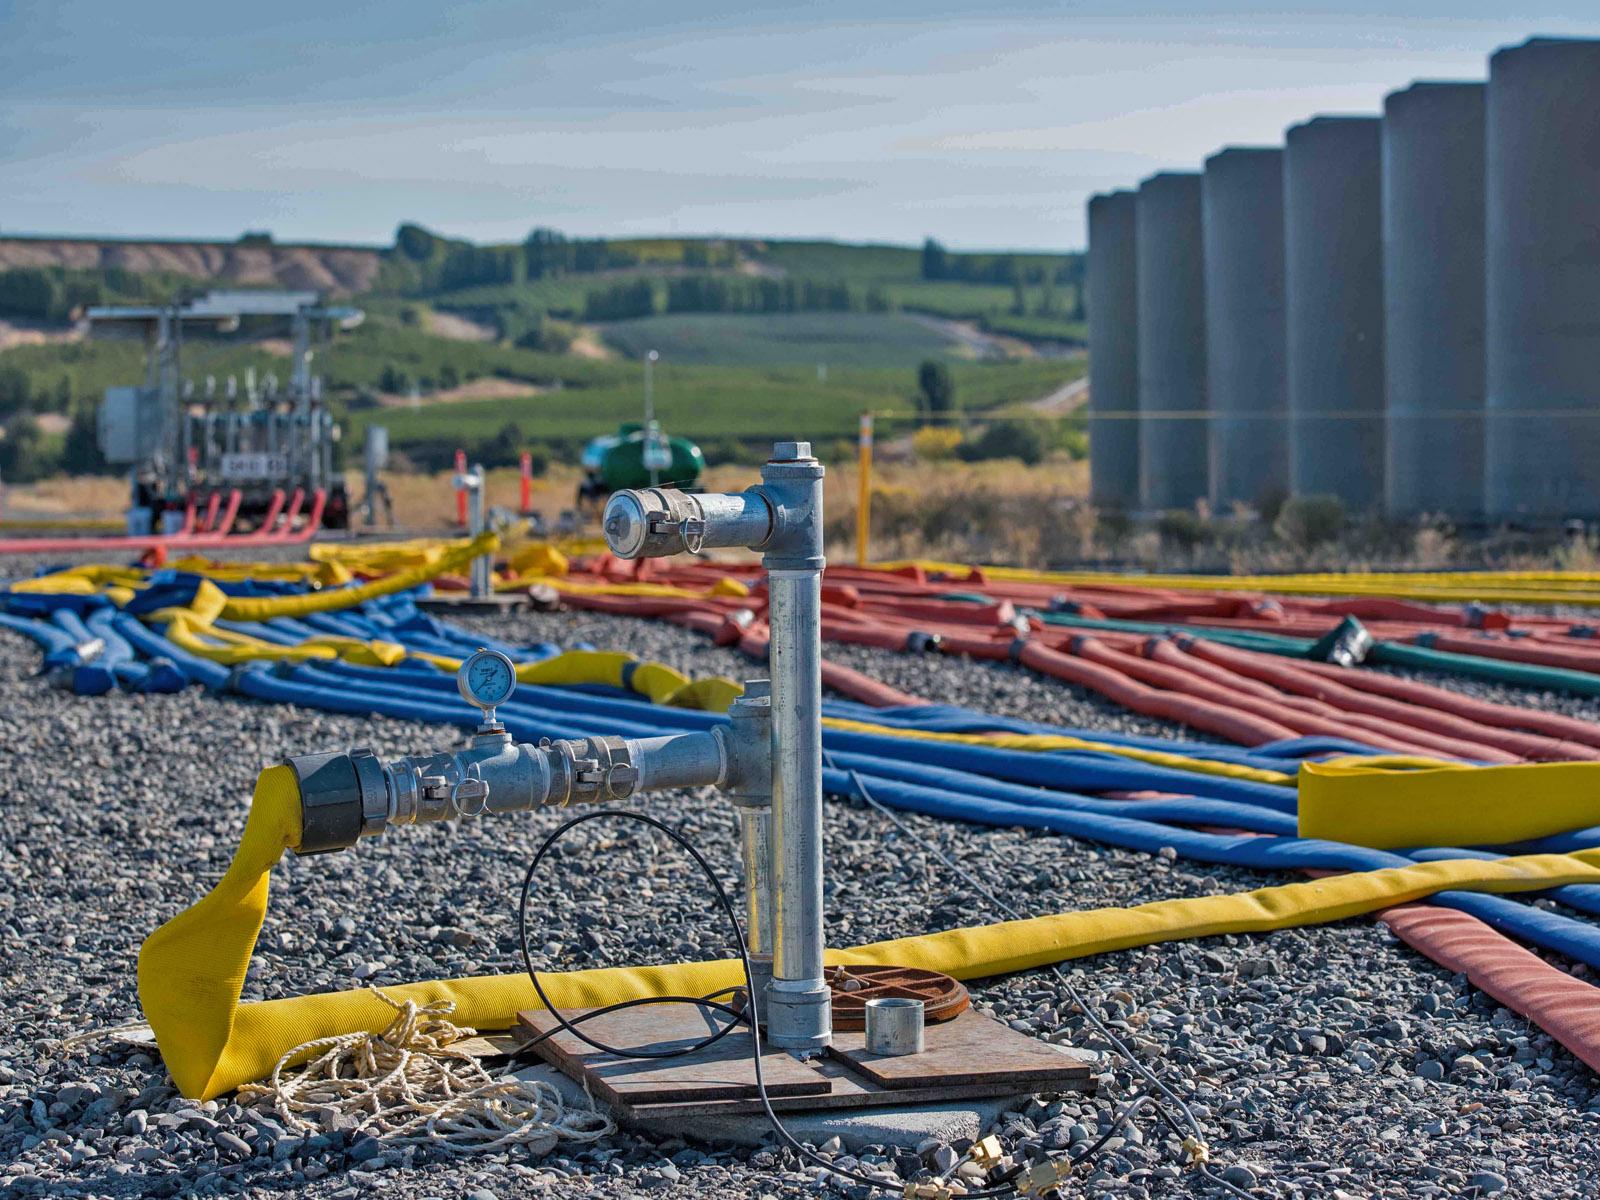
3 3 1596 250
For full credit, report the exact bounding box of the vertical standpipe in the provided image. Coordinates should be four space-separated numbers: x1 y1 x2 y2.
1283 116 1386 510
1486 38 1600 521
758 445 830 1053
599 444 830 1052
1383 81 1487 522
1135 173 1209 512
1086 191 1140 510
1202 147 1288 513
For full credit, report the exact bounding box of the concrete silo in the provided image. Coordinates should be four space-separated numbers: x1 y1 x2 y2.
1486 37 1600 521
1087 191 1140 510
1383 81 1486 522
1202 147 1287 512
1135 172 1208 511
1283 116 1386 510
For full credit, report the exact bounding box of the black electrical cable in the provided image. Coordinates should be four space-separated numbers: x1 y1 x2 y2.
515 808 1032 1198
832 761 1257 1200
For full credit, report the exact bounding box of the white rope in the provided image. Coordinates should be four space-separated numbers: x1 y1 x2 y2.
238 987 614 1155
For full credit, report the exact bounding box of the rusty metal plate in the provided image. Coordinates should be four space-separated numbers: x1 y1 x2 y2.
516 1004 832 1107
826 964 970 1031
827 1009 1095 1091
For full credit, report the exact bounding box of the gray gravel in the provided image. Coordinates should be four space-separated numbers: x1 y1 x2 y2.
2 581 1599 1198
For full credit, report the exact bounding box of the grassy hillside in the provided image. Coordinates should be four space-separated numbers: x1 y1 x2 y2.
346 356 1082 463
598 312 959 368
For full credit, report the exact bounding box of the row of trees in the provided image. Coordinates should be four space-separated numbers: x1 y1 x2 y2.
582 276 892 322
0 366 72 418
920 238 1084 291
0 410 103 482
390 225 739 294
0 266 169 323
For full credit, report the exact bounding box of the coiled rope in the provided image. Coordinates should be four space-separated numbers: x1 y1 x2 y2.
238 987 613 1154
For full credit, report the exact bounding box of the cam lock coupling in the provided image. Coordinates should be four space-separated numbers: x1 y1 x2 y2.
414 763 491 818
543 735 638 806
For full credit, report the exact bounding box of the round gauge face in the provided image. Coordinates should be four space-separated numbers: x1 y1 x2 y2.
458 649 517 710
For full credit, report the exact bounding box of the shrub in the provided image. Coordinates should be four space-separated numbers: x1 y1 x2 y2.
60 410 105 475
1156 508 1210 552
1274 494 1347 551
958 420 1046 465
911 426 962 461
916 360 956 414
513 317 574 355
476 421 527 468
1058 426 1088 460
0 415 58 482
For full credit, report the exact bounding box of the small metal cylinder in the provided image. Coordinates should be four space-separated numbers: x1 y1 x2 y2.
864 997 924 1056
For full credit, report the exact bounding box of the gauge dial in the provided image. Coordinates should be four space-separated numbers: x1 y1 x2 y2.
458 648 517 711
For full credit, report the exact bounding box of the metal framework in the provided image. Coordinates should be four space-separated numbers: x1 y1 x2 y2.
89 290 363 530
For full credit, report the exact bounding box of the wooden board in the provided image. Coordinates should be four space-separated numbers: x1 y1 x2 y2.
517 1004 831 1107
516 1005 1094 1120
827 1011 1096 1090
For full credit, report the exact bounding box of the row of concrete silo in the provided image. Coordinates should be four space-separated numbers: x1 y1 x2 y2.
1087 36 1600 523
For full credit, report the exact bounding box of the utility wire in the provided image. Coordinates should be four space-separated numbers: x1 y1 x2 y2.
516 808 1128 1198
831 759 1255 1200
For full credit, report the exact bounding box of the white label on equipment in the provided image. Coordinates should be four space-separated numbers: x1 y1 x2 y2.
219 453 289 479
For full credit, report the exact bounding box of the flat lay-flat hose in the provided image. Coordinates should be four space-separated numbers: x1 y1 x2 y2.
139 765 1600 1100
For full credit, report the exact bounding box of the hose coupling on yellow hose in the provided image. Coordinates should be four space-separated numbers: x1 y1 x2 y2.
1181 1135 1211 1167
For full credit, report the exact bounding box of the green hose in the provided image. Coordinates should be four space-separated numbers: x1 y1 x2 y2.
1033 610 1600 698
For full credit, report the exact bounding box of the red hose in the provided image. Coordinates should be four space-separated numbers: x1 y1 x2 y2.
248 489 286 538
730 617 921 706
1293 658 1600 751
1138 639 1521 764
1070 637 1446 756
1180 638 1597 762
1015 640 1300 744
196 491 221 533
1377 903 1600 1073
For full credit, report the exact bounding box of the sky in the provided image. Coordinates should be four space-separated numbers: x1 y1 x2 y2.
2 3 1597 252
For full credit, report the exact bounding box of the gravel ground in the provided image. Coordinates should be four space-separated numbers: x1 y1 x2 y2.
2 573 1599 1198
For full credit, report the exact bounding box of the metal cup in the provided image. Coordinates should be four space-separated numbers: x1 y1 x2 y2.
864 997 925 1056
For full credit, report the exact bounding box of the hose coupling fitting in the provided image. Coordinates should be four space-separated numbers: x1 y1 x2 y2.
969 1135 1006 1170
540 735 637 806
1016 1156 1073 1197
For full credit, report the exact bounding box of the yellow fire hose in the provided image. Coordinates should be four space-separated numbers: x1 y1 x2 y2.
140 765 1600 1100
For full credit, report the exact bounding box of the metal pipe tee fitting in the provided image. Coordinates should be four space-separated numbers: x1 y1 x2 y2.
600 441 831 1054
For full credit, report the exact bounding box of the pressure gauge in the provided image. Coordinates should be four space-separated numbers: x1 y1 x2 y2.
458 648 517 726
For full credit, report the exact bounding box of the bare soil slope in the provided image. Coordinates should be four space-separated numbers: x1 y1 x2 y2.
0 237 384 295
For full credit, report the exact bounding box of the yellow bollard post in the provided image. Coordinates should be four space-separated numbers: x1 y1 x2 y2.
856 412 873 566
